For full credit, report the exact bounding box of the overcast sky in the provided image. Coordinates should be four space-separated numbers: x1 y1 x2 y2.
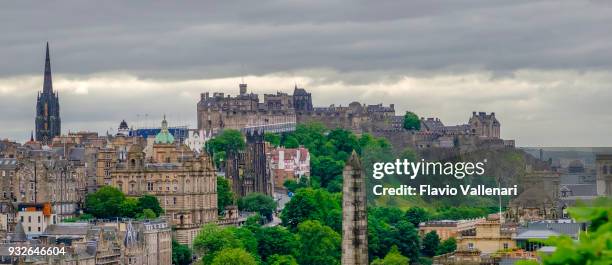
1 1 612 146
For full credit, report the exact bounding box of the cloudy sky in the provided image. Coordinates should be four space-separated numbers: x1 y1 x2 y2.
1 0 612 146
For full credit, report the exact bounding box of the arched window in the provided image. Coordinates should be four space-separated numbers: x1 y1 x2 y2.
130 159 136 168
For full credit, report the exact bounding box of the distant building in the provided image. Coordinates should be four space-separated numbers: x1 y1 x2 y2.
268 146 310 189
596 153 612 196
457 215 514 254
107 117 218 245
185 129 212 153
419 218 485 241
468 112 500 139
16 202 57 239
35 43 61 145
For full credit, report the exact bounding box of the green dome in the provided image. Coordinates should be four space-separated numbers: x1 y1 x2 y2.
154 116 175 144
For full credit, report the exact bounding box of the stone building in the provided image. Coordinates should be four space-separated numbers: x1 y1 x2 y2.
468 112 500 139
341 151 368 265
595 153 612 196
107 117 218 245
13 156 86 221
268 146 310 189
457 215 515 254
197 83 297 134
35 43 61 145
419 218 486 241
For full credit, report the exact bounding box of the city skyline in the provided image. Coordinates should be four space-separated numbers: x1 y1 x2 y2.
2 1 612 146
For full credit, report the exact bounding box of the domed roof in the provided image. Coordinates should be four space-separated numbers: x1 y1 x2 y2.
154 115 175 144
119 120 129 130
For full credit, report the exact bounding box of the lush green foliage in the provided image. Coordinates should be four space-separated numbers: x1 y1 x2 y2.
217 176 235 215
268 254 298 265
283 178 308 193
210 248 258 265
422 231 440 257
280 188 342 232
369 207 421 262
193 224 245 264
296 220 341 265
371 245 410 265
171 239 192 265
84 186 162 219
403 111 421 130
255 226 297 263
238 192 277 220
406 207 430 227
264 132 281 147
436 237 457 255
205 129 245 166
138 195 164 217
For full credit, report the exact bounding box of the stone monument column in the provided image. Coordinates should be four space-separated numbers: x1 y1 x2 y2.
342 151 368 265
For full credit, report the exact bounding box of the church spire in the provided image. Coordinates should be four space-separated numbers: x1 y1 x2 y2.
43 42 53 94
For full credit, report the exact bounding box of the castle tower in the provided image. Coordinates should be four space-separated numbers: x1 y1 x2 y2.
35 42 61 145
596 154 612 196
341 151 368 265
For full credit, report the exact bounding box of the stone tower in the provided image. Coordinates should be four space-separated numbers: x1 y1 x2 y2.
35 42 61 145
342 151 368 265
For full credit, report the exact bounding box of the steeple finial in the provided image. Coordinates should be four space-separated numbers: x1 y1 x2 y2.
43 42 53 94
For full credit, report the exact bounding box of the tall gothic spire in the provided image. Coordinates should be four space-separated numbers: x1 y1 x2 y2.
43 42 53 94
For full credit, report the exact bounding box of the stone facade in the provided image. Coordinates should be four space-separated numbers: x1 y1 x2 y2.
596 153 612 196
457 216 515 254
341 151 368 265
197 84 297 134
105 118 218 245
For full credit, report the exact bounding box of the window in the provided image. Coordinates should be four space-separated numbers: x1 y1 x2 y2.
173 197 177 205
20 216 23 222
38 227 41 232
28 216 31 222
147 182 153 191
28 226 31 232
468 243 474 250
503 243 509 250
38 216 41 223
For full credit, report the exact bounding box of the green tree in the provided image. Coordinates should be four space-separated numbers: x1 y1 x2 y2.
256 226 297 262
171 239 192 265
210 248 258 265
296 220 341 265
192 224 242 264
138 194 163 217
85 186 126 218
311 156 344 189
371 245 410 265
283 178 308 193
395 220 421 262
238 192 277 220
403 111 420 130
268 254 298 265
217 176 235 215
281 188 342 232
436 237 456 255
422 231 440 257
119 198 140 218
264 132 281 147
283 136 299 148
226 227 258 255
206 129 245 166
406 207 430 227
137 209 156 219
